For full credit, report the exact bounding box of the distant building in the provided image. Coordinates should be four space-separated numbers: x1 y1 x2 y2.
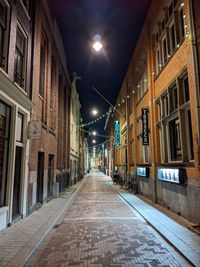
70 74 81 184
0 0 34 230
105 0 200 224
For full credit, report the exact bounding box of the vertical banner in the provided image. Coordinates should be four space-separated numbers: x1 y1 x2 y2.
142 109 149 145
114 120 120 148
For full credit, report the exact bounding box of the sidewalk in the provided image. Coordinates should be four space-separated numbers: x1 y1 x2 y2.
112 183 200 267
0 178 85 267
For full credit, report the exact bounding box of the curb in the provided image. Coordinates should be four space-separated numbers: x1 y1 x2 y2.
6 177 87 267
111 184 196 267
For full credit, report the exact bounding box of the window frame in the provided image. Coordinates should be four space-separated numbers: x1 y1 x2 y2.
0 0 10 71
14 22 28 89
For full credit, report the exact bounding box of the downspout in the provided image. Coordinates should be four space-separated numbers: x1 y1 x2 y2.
188 0 200 167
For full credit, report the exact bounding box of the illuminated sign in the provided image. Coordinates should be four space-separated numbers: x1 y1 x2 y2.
142 109 149 145
115 120 120 147
157 168 186 184
136 167 149 177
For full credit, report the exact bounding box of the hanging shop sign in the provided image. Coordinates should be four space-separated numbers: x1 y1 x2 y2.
114 120 120 148
28 121 42 139
142 109 149 145
157 168 186 184
136 167 149 178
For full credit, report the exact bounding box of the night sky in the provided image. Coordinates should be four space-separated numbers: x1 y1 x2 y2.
49 0 150 146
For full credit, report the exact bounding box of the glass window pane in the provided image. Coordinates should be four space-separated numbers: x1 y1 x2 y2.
0 101 10 207
16 113 23 142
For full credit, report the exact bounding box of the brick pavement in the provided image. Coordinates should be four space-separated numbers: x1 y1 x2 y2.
25 172 191 267
0 181 84 267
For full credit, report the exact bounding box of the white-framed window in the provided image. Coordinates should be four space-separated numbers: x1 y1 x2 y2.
0 100 10 207
155 46 161 75
14 23 27 89
0 0 10 71
156 70 194 163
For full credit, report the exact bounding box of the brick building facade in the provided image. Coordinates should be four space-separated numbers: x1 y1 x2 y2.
106 0 200 224
0 0 34 229
28 0 71 212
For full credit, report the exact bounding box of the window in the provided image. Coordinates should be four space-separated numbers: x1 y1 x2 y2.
179 74 189 105
169 23 176 52
39 30 48 97
162 94 169 118
169 83 178 113
162 37 168 64
169 118 182 160
21 0 29 11
0 101 10 207
156 47 161 75
153 2 185 76
156 71 194 163
50 57 56 109
16 113 23 142
0 0 10 70
179 8 185 39
186 110 194 160
169 2 173 18
14 26 27 88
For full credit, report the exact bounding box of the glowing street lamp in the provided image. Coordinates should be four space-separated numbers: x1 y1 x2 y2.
92 131 97 136
91 108 98 116
93 41 103 52
92 139 96 144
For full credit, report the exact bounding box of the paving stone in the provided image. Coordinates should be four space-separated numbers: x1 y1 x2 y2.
25 172 191 267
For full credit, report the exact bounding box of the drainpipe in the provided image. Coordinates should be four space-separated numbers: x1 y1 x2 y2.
188 0 200 167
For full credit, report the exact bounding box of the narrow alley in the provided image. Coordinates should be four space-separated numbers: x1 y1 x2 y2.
23 171 192 267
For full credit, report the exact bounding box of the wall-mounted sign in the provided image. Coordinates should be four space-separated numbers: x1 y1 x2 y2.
115 120 120 148
142 109 149 145
28 121 42 139
157 168 186 184
136 167 149 177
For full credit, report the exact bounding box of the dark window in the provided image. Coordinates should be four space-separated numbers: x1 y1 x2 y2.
169 2 173 17
50 57 56 108
0 0 8 69
162 94 169 117
169 84 178 112
14 27 26 88
22 0 29 11
39 31 47 97
183 76 189 102
155 32 159 42
187 110 194 160
161 19 165 31
173 0 178 8
179 74 189 105
162 38 167 63
179 8 185 39
0 101 10 207
169 118 182 160
170 24 176 51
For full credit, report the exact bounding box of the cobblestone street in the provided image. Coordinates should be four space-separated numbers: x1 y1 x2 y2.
25 172 191 267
